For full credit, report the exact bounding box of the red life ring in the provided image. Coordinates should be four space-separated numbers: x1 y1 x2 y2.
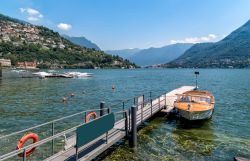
16 132 39 157
85 111 97 123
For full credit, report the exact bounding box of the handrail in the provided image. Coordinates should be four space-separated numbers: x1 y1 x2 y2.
0 90 170 161
0 108 109 140
0 111 127 160
108 91 152 109
0 123 82 160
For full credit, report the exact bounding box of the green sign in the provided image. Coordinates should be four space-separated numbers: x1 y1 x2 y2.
76 113 115 148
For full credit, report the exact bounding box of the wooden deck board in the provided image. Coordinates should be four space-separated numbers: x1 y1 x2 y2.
161 86 195 113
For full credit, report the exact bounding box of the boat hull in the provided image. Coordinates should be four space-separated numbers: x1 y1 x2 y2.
178 108 214 120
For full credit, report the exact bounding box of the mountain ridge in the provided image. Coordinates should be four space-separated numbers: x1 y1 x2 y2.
165 19 250 68
62 35 101 50
130 43 193 66
105 48 141 59
106 44 193 66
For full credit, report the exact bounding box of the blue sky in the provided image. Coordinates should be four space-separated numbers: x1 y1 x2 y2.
1 0 250 50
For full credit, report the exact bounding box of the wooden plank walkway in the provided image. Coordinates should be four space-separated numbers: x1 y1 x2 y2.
162 86 196 113
46 119 126 161
46 86 195 161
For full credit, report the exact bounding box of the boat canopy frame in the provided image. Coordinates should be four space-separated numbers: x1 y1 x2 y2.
176 94 213 104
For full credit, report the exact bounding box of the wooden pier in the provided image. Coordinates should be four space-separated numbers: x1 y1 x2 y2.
44 74 73 78
0 86 195 161
46 86 195 161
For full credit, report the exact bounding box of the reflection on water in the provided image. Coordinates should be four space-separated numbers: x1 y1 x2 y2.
0 69 250 160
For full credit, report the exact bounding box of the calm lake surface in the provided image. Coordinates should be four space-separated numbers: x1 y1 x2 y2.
0 69 250 160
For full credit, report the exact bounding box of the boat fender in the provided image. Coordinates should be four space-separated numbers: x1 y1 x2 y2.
85 111 97 123
16 132 39 157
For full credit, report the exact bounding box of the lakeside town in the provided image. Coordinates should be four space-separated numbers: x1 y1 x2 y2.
0 20 66 49
0 58 37 69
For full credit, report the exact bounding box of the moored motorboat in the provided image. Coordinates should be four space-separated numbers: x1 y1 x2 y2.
174 71 215 120
64 72 93 78
174 90 215 120
32 71 52 78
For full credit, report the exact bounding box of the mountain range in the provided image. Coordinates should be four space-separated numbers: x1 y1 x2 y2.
62 35 101 50
129 43 193 66
0 13 136 69
1 12 250 68
106 44 193 66
166 19 250 68
105 48 141 59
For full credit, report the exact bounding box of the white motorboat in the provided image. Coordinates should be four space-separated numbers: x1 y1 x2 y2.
32 72 52 78
65 72 93 78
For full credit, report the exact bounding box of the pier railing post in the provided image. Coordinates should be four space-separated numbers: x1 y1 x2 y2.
51 121 55 155
165 94 167 108
129 105 137 147
141 104 143 124
125 110 128 137
142 95 144 108
75 147 78 161
150 98 153 116
100 101 105 116
122 101 125 118
128 108 131 131
84 111 87 123
22 149 26 161
107 107 111 114
141 95 144 124
0 63 2 78
158 96 160 110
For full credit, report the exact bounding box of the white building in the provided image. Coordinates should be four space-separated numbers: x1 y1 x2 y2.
0 59 11 67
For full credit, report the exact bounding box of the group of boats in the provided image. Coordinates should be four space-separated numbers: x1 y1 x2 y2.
174 72 215 121
8 69 93 79
32 71 93 78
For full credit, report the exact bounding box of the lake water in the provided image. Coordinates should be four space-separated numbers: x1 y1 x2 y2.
0 69 250 160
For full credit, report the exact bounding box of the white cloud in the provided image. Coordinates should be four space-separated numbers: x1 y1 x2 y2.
27 16 39 21
170 34 218 44
20 7 43 22
20 8 25 13
57 23 72 31
208 34 216 39
26 8 40 15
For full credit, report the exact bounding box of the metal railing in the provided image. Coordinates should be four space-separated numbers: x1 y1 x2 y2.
0 90 174 161
0 108 110 160
0 108 108 140
0 109 129 161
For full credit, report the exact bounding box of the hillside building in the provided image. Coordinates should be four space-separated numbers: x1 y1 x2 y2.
0 59 11 67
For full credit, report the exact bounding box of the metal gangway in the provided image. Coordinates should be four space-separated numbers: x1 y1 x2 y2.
0 86 195 161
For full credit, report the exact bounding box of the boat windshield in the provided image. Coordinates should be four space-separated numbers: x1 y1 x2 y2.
177 95 211 104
